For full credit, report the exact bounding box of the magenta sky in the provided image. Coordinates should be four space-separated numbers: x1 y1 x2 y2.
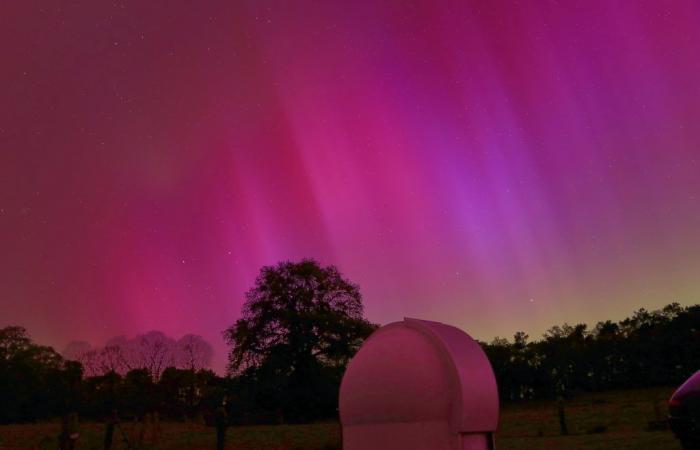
2 1 700 372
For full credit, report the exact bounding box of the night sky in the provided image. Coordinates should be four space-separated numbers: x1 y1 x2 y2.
2 1 700 373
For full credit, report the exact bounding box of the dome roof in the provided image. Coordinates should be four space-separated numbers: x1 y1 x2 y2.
671 370 700 402
339 318 499 434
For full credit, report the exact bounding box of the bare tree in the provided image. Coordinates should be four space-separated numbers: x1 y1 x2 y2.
98 344 129 374
177 334 213 371
62 332 213 379
133 331 176 380
62 340 92 360
62 341 101 377
104 336 136 373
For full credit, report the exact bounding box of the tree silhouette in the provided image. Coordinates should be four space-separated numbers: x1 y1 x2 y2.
0 326 77 422
62 332 213 379
132 331 177 380
224 259 377 421
481 302 700 401
177 334 213 372
3 300 700 424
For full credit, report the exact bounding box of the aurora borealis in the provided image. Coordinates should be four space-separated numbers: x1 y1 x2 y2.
2 1 700 372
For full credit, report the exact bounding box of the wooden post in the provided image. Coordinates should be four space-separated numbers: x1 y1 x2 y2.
557 397 569 436
215 406 228 450
103 411 117 450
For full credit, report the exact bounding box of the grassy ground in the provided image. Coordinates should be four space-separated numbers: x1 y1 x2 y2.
0 387 680 449
496 386 679 449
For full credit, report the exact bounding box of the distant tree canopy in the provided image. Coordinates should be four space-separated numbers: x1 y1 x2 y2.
0 326 220 424
482 303 700 402
0 327 81 423
62 332 213 380
3 296 700 425
224 259 377 422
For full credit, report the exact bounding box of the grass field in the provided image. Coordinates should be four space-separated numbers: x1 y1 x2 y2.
496 387 679 449
0 387 680 449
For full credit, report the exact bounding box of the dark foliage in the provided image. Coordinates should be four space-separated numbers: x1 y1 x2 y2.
0 326 81 422
2 299 699 425
481 303 700 401
62 332 213 378
224 259 378 422
0 326 223 424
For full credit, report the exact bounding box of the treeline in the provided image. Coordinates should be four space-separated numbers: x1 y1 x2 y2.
482 303 700 401
0 326 82 423
1 260 378 426
3 301 700 425
0 326 353 425
0 327 224 424
63 331 213 378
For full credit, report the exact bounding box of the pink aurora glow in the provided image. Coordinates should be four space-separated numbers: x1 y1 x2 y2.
2 1 700 371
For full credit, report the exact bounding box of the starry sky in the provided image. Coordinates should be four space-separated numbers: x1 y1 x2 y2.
2 0 700 373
